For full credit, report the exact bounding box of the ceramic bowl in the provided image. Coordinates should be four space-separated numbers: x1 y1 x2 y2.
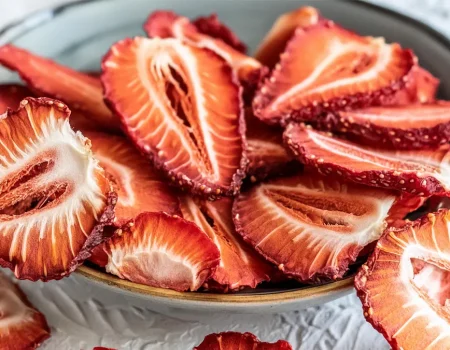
1 0 450 314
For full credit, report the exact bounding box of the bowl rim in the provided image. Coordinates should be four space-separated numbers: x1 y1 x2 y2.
2 0 450 304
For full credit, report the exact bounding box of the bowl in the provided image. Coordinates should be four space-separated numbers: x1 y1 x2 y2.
1 0 450 315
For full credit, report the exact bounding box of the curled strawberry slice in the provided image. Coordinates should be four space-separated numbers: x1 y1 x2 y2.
246 109 297 181
0 272 50 349
192 14 247 53
180 196 273 291
253 21 416 125
393 67 439 104
355 210 450 350
0 45 120 132
284 124 450 196
233 173 398 282
194 332 292 350
84 131 180 226
144 11 262 84
102 37 246 198
0 84 33 114
0 97 115 281
97 212 220 291
254 6 322 69
318 102 450 149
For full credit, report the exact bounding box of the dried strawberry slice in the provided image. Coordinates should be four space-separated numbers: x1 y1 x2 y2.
97 212 220 291
179 196 273 291
386 195 428 228
0 84 34 113
254 6 322 69
393 67 439 104
355 210 450 350
246 109 297 181
192 14 247 53
233 173 398 282
284 124 450 196
84 131 180 226
0 97 115 281
194 332 292 350
144 11 262 83
0 45 120 132
102 37 246 198
0 272 50 349
253 21 416 125
318 101 450 149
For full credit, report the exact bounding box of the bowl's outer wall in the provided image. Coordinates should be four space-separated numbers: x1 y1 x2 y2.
0 0 449 313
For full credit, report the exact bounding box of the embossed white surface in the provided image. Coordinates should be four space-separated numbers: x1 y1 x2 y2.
0 0 449 349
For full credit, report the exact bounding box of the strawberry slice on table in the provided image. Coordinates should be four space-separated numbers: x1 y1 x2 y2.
233 173 399 282
253 21 416 126
0 272 50 349
393 66 439 104
0 45 121 132
102 37 246 199
355 210 450 350
316 101 450 149
192 14 247 53
194 332 292 350
96 212 220 291
143 11 263 86
179 196 274 291
245 109 298 181
254 6 322 69
0 97 115 281
0 84 33 113
284 124 450 196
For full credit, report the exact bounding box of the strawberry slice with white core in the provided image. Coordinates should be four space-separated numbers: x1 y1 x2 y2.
0 45 120 132
393 66 439 104
318 101 450 149
0 97 115 281
233 173 398 282
84 131 180 226
0 272 50 349
179 196 273 291
246 109 297 181
355 210 450 350
0 84 33 114
253 21 416 125
102 37 246 198
254 6 322 69
144 11 262 83
284 124 450 196
100 212 220 291
192 14 247 53
194 332 292 350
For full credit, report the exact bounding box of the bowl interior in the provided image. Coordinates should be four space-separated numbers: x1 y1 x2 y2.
1 0 450 301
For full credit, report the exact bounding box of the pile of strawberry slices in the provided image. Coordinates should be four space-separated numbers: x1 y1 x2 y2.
0 5 450 349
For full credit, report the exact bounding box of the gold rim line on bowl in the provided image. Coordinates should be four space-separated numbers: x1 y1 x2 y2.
77 265 354 303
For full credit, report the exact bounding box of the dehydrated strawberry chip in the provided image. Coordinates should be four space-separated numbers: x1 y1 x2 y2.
233 173 398 282
0 97 115 281
0 84 34 114
84 131 180 226
0 272 50 349
0 45 120 132
144 11 262 84
180 196 274 291
317 101 450 149
102 37 246 198
355 210 450 350
97 212 220 291
194 332 292 350
253 21 416 125
284 124 450 196
192 14 247 53
393 66 439 104
246 109 297 181
386 194 428 228
254 6 322 69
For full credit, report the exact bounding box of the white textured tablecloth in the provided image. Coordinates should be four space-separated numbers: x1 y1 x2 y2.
0 1 449 349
